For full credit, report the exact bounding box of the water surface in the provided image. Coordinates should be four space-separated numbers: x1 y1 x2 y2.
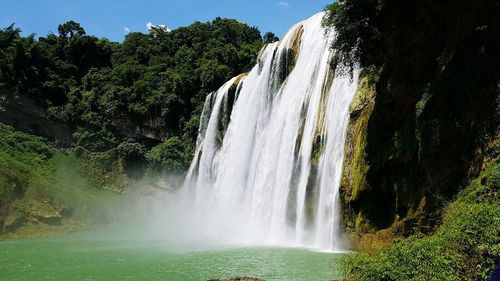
0 236 341 281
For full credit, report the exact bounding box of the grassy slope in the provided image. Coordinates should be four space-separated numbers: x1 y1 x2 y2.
0 124 122 238
338 163 500 281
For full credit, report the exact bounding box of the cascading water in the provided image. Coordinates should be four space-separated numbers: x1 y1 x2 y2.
182 12 359 251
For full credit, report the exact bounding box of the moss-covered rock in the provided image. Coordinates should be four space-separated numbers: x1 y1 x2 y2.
269 25 304 92
340 69 379 243
342 71 375 202
23 200 64 225
0 124 123 237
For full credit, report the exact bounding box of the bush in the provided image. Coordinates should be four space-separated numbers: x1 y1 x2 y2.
117 140 146 163
322 0 381 75
338 163 500 281
146 137 187 174
0 124 56 169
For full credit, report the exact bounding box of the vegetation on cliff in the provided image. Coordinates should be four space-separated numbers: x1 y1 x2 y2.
0 124 122 237
0 18 265 175
325 0 499 235
339 163 500 280
325 0 499 279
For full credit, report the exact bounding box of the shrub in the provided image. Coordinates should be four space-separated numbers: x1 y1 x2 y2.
338 163 500 281
322 0 381 75
146 137 187 174
0 124 56 169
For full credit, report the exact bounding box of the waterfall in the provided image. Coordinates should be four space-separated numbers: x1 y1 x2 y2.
182 12 359 251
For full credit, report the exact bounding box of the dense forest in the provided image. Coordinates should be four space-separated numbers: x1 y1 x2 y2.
0 19 278 177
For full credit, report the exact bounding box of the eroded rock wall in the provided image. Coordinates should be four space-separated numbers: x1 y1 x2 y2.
340 0 500 250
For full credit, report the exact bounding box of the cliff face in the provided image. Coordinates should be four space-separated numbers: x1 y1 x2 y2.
339 0 500 250
0 96 174 148
0 97 73 147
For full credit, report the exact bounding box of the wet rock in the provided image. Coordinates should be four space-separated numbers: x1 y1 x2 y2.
24 200 63 225
3 213 26 233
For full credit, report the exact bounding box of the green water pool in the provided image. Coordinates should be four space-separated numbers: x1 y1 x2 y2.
0 237 341 281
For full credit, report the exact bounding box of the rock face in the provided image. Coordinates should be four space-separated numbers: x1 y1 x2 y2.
2 199 71 234
340 71 377 248
3 213 25 233
0 164 27 233
340 0 500 251
23 200 65 225
0 97 73 146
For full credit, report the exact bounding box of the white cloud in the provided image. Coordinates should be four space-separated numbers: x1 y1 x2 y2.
157 24 172 32
276 1 290 8
124 27 130 34
146 21 171 32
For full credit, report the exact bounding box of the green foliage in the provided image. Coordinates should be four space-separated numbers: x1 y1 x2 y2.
0 124 122 234
263 32 279 44
117 140 146 163
323 0 381 74
338 164 500 281
0 123 55 169
0 18 266 174
146 137 187 174
57 20 86 39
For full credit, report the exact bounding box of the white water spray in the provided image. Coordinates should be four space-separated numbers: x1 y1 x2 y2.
181 12 359 251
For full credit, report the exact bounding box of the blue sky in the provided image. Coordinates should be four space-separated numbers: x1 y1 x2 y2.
1 0 333 42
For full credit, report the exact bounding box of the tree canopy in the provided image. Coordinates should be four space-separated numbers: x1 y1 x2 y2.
0 19 269 173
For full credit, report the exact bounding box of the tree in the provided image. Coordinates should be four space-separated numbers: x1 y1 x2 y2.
0 17 264 173
263 32 279 44
146 137 186 173
57 21 86 39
